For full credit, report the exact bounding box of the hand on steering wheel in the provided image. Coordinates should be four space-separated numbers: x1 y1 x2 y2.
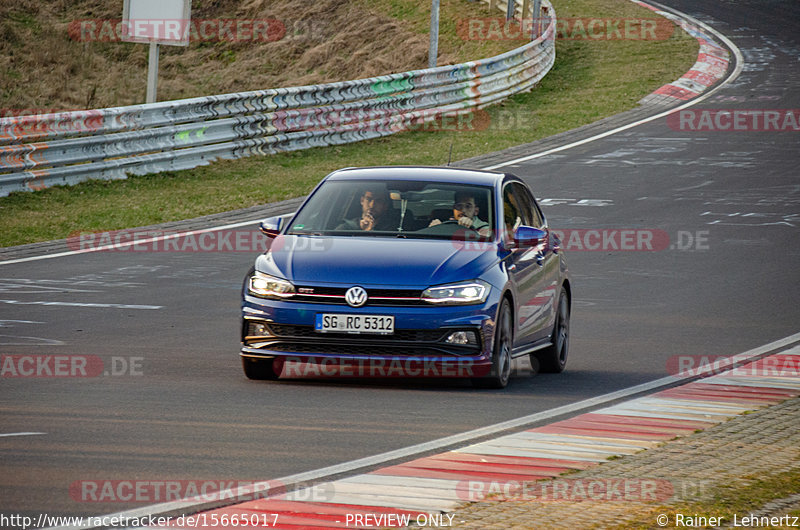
429 217 470 227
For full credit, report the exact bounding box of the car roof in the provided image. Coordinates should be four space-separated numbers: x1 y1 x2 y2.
325 166 511 186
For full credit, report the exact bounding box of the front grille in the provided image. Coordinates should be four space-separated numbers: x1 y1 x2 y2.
267 324 446 342
259 342 454 357
291 286 426 306
244 323 483 357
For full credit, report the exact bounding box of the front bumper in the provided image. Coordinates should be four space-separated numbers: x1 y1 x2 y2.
240 294 500 377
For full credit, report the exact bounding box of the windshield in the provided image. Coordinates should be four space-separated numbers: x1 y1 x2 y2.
287 179 495 240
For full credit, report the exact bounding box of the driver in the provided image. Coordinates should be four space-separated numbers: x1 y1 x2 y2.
337 187 398 231
429 191 490 236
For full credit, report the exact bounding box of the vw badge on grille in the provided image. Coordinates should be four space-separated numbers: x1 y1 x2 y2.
345 286 368 307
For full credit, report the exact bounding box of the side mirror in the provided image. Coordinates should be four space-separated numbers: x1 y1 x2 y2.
514 226 548 248
259 216 283 238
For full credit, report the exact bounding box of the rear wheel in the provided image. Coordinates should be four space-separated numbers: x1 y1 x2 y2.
242 357 282 380
473 299 513 389
533 287 569 373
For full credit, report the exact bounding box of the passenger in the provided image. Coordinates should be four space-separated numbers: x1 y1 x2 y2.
337 187 399 231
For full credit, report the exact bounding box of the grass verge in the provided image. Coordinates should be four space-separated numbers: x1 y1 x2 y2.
614 467 800 529
0 0 698 247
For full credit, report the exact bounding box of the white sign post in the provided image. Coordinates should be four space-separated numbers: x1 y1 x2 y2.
122 0 192 103
428 0 440 68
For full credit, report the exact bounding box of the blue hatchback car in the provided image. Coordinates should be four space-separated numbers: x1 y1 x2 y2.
241 166 571 388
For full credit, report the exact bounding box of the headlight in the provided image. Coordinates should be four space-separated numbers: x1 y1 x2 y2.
247 271 296 299
421 280 490 305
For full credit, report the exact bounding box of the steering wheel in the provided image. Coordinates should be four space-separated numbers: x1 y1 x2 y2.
418 219 480 236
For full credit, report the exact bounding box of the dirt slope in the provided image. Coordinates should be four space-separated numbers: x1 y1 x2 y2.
1 0 454 113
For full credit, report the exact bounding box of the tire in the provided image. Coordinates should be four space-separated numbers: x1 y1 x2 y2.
473 299 513 389
242 357 282 381
534 287 569 373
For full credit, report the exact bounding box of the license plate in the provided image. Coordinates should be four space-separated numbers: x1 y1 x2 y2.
315 314 395 334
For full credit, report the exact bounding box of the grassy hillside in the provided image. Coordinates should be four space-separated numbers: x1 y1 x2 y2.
0 0 514 112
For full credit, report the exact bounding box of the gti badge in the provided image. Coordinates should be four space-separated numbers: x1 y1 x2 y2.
345 286 368 308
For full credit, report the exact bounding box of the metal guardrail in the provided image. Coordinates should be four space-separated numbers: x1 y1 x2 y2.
0 1 555 196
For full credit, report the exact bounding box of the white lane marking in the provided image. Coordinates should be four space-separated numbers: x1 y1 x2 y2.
596 407 722 421
290 491 458 511
0 279 100 294
705 376 800 389
469 441 623 459
340 474 462 490
0 300 161 309
628 396 749 412
458 445 608 462
513 431 653 447
67 332 800 530
319 480 462 502
0 432 46 438
485 434 644 452
510 433 648 452
480 4 744 171
676 179 715 191
0 218 264 267
0 335 65 346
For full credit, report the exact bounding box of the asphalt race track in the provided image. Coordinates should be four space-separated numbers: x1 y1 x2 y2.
1 0 798 520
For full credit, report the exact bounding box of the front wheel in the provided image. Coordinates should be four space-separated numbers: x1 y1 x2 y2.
533 287 569 373
242 357 282 380
473 299 513 389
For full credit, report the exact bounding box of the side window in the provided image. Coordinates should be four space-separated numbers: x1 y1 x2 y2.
513 182 543 228
502 184 524 238
531 200 544 228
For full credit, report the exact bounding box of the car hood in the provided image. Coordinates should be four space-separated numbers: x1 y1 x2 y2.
256 235 498 287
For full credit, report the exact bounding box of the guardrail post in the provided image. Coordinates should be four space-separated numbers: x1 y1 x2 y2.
521 0 530 37
146 42 159 103
531 0 541 38
429 0 440 68
506 0 516 20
